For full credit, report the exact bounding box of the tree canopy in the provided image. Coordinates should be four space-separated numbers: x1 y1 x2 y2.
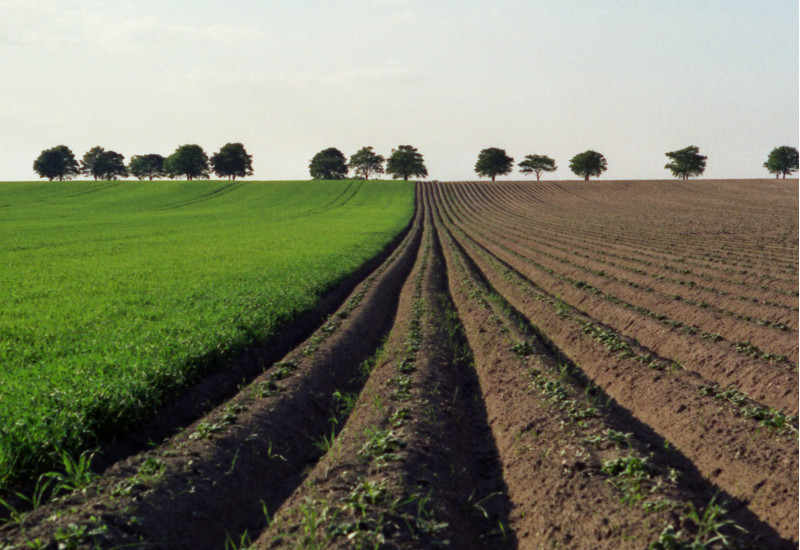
518 154 557 181
349 146 385 180
763 146 799 179
386 145 427 181
164 144 209 180
309 148 349 180
33 145 79 181
129 154 166 180
475 148 514 181
97 151 128 180
210 142 253 180
80 148 128 180
569 150 607 180
664 145 707 180
80 146 105 180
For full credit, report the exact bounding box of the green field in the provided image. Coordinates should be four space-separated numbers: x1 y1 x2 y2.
0 179 415 488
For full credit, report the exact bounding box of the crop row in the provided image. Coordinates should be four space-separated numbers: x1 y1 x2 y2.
1 179 795 549
427 180 798 544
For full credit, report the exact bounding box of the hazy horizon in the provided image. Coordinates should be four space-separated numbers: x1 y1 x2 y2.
2 1 797 182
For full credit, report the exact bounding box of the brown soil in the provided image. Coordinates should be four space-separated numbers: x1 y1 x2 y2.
1 179 796 550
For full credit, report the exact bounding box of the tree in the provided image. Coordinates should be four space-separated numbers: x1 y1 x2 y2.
518 154 557 181
164 144 209 180
763 146 799 179
309 148 348 180
33 145 79 181
664 145 707 180
97 151 128 180
386 145 428 181
81 146 127 180
210 142 254 180
80 146 105 180
349 146 385 180
569 150 607 180
129 154 166 180
475 148 514 181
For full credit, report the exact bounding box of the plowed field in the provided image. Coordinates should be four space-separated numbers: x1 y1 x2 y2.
2 179 797 549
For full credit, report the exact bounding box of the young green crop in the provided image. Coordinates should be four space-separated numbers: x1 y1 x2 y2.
0 179 415 489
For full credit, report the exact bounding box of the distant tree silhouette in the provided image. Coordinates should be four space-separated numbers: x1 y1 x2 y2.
349 147 385 180
165 144 210 180
386 145 428 181
475 148 514 181
210 143 253 180
764 146 799 179
519 154 557 181
664 145 707 180
569 150 607 180
309 148 348 179
129 154 166 180
33 145 79 181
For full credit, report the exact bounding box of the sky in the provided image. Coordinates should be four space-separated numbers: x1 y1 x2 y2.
1 0 797 181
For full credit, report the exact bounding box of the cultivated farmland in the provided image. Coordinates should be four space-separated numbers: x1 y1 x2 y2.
0 180 415 490
1 179 797 549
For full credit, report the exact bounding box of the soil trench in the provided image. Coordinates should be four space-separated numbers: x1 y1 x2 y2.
254 189 515 548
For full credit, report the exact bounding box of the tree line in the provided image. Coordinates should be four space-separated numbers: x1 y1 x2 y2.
32 143 253 181
32 142 798 182
471 145 799 181
308 145 428 181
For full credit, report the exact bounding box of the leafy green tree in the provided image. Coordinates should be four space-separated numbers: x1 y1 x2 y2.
210 142 254 180
81 147 127 180
518 154 557 181
349 146 385 180
475 147 514 181
33 145 79 181
164 144 210 180
763 146 799 179
80 146 105 180
129 154 166 180
309 148 348 180
386 145 428 181
664 145 707 180
94 150 128 180
569 150 607 180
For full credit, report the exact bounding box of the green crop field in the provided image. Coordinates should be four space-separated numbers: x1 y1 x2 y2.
0 179 415 489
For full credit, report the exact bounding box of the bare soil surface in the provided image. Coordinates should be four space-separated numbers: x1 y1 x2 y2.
1 179 796 550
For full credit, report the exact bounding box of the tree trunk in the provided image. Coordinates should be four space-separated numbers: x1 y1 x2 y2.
584 175 589 181
492 175 496 182
536 173 541 182
404 175 408 181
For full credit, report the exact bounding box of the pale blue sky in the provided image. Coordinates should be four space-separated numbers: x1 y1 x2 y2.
2 0 797 180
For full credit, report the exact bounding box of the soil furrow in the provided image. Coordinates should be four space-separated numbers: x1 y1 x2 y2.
457 185 798 328
472 181 798 293
254 188 514 548
475 222 797 362
428 182 798 544
452 180 799 310
492 180 798 276
437 183 798 411
431 187 790 548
